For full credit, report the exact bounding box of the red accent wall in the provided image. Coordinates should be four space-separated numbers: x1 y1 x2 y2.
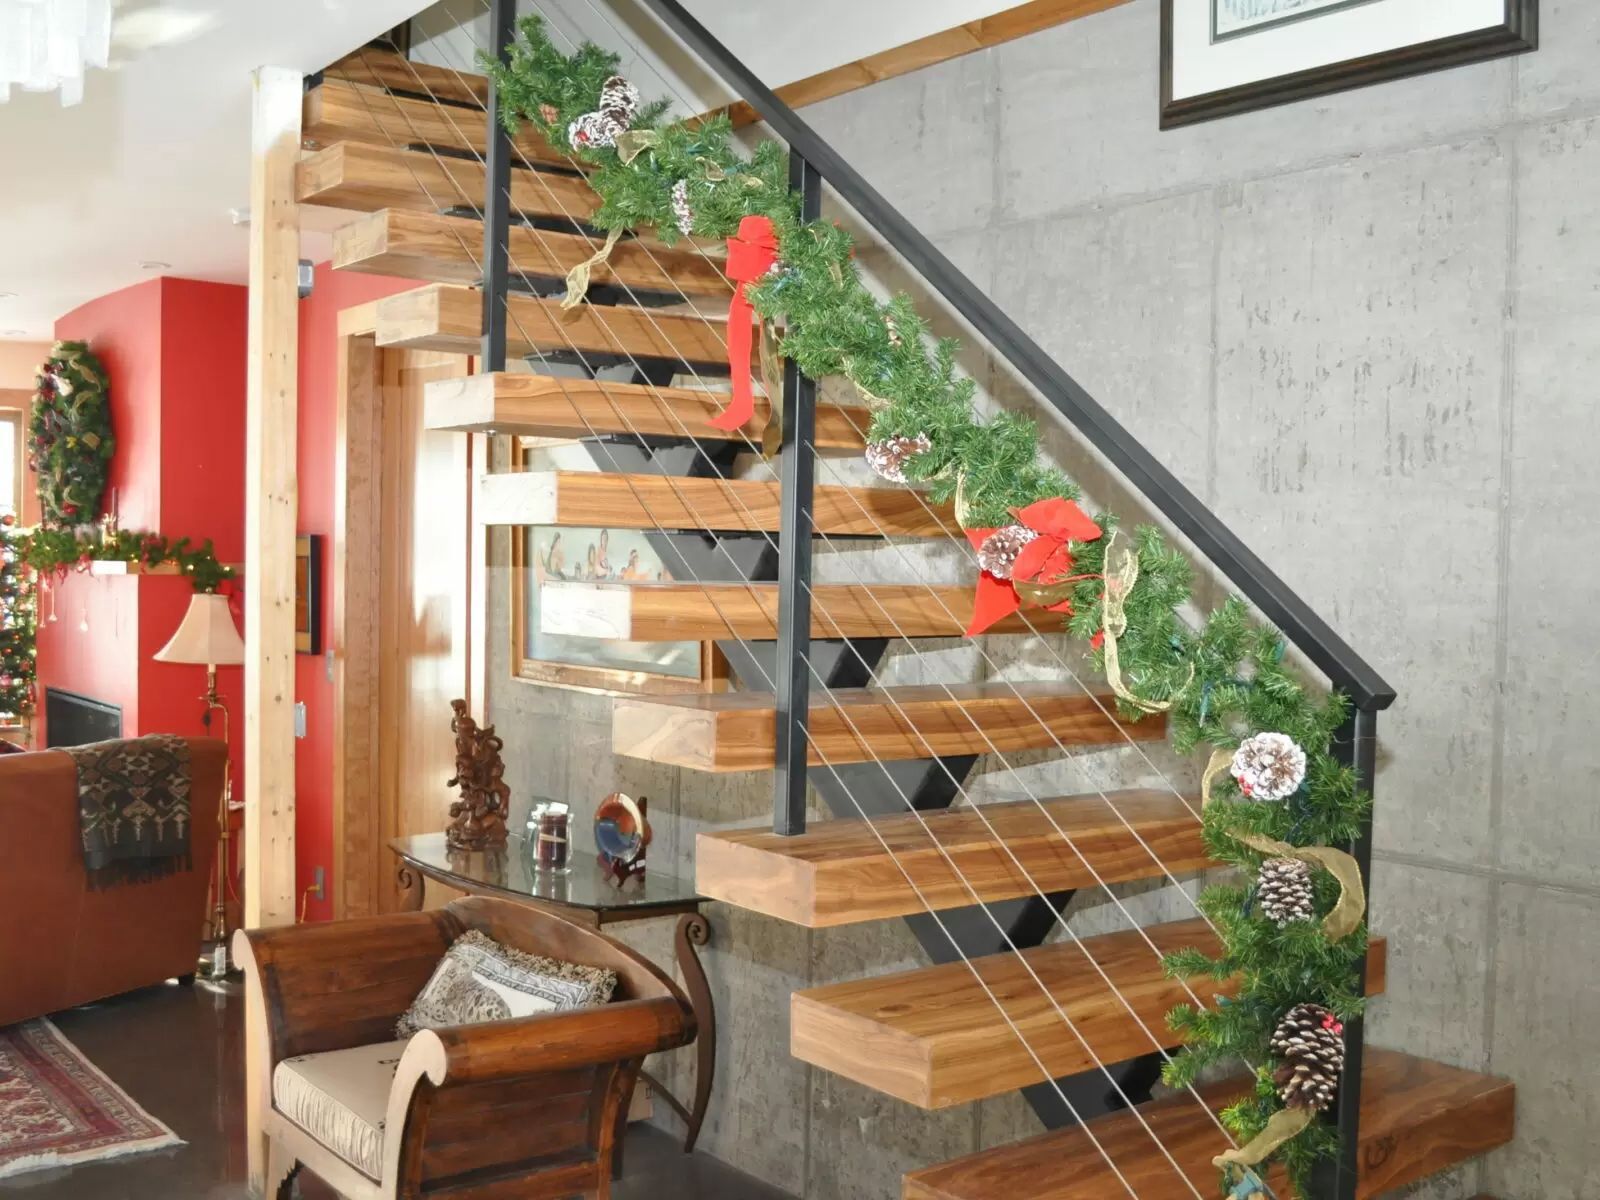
294 263 416 922
41 276 248 816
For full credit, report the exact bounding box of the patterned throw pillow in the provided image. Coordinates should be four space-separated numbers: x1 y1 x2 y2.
396 930 618 1039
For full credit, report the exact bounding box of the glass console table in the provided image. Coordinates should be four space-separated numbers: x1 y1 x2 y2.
389 832 714 1152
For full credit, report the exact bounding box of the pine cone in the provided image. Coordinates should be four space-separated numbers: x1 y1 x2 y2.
1270 1003 1345 1112
671 178 694 237
598 75 640 122
568 110 627 150
1258 857 1315 928
864 433 932 484
976 524 1038 580
1231 731 1307 801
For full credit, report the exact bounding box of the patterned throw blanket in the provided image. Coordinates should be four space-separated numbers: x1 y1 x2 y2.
63 736 191 890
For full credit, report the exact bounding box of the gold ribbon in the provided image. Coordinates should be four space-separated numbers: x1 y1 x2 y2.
614 129 660 165
560 228 623 311
1100 531 1191 714
1200 746 1233 808
1013 578 1080 608
1237 833 1367 942
758 319 785 458
1213 1107 1314 1182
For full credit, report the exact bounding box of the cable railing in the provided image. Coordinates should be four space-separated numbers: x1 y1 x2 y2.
321 5 1393 1197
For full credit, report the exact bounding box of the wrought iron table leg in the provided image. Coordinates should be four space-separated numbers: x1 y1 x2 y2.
676 911 715 1153
397 863 425 912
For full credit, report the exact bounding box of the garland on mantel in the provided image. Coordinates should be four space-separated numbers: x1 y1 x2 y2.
487 20 1372 1191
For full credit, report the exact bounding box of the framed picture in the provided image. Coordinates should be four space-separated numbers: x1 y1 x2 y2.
1160 0 1537 128
510 441 724 695
295 534 322 655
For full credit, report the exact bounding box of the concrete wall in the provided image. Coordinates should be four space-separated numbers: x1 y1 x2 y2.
480 2 1600 1197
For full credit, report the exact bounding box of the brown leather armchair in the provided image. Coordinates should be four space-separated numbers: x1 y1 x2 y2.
0 737 224 1028
235 896 696 1200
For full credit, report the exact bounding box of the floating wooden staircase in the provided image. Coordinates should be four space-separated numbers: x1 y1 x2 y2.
315 43 1514 1200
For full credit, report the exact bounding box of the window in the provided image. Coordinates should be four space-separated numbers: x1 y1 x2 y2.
0 409 19 520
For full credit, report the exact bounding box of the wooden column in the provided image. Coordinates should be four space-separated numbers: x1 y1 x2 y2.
244 63 302 1191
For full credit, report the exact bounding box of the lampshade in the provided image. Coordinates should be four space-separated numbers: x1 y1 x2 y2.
154 593 245 668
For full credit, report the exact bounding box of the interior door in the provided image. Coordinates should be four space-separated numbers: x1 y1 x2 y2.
376 348 476 907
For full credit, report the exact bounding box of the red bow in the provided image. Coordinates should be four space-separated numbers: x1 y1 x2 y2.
964 497 1103 638
711 215 780 433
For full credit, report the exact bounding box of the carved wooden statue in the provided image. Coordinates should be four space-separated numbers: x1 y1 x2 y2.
445 699 511 851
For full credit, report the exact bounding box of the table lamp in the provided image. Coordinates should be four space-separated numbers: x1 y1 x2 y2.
155 591 245 980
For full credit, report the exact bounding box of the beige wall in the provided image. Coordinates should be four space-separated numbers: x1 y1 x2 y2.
0 341 50 391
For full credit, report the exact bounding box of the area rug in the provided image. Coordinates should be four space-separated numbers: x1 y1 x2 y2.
0 1018 182 1179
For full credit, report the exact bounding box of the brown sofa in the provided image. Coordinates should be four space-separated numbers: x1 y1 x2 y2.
0 737 224 1028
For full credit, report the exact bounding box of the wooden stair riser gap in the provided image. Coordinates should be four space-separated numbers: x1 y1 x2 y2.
611 685 1165 773
790 921 1386 1108
476 472 956 538
335 209 730 298
375 285 730 364
423 374 865 453
298 143 601 224
326 48 489 108
303 79 570 167
902 1048 1514 1200
695 791 1211 927
539 581 1044 642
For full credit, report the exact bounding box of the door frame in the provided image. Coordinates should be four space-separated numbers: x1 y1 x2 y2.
330 301 487 919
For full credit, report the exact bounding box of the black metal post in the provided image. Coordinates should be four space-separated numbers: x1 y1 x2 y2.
480 0 515 373
773 150 823 836
1309 705 1378 1200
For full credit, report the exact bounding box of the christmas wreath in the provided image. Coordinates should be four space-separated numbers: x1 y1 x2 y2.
30 340 115 526
487 22 1373 1192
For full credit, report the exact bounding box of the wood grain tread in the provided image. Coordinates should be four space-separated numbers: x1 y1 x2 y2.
476 471 956 538
424 373 866 452
612 684 1165 773
298 142 600 225
538 581 1045 642
326 47 489 108
695 790 1210 927
303 78 569 167
903 1048 1514 1200
792 920 1387 1109
374 284 729 364
334 209 730 298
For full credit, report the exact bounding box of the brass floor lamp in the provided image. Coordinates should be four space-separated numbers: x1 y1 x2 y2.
155 591 245 980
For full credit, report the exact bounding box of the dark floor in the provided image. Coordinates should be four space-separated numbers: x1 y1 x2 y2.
10 981 791 1200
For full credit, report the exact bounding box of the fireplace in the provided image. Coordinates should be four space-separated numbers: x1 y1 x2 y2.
45 689 123 748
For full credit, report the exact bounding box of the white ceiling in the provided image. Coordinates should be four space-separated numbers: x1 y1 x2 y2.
0 0 1022 342
0 0 425 340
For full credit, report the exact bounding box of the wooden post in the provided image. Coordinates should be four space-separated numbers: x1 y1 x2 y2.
244 63 302 1191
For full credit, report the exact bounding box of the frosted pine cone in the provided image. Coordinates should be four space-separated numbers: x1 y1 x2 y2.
568 110 626 150
976 524 1038 580
1231 731 1307 801
671 178 694 237
864 433 932 483
1270 1003 1345 1112
598 75 641 122
1258 857 1315 928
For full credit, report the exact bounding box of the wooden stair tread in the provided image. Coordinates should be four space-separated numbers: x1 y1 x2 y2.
326 48 488 108
792 920 1387 1109
538 581 1043 642
612 684 1164 773
299 142 600 224
903 1048 1514 1200
303 78 569 168
375 285 729 364
477 471 956 538
695 791 1209 927
335 209 730 298
424 374 867 451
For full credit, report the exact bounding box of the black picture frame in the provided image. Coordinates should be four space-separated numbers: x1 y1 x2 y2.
1160 0 1538 129
295 534 322 656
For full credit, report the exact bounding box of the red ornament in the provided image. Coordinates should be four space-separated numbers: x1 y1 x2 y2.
962 497 1103 637
0 513 12 527
710 215 780 433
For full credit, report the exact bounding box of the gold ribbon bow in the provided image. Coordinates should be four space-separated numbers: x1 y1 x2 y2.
1213 1108 1316 1182
560 228 623 311
1236 832 1367 942
1100 531 1192 714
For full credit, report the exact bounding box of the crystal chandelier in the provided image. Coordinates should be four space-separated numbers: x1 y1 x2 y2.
0 0 113 106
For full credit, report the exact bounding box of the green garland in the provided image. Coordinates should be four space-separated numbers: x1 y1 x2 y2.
30 341 116 526
487 21 1373 1191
